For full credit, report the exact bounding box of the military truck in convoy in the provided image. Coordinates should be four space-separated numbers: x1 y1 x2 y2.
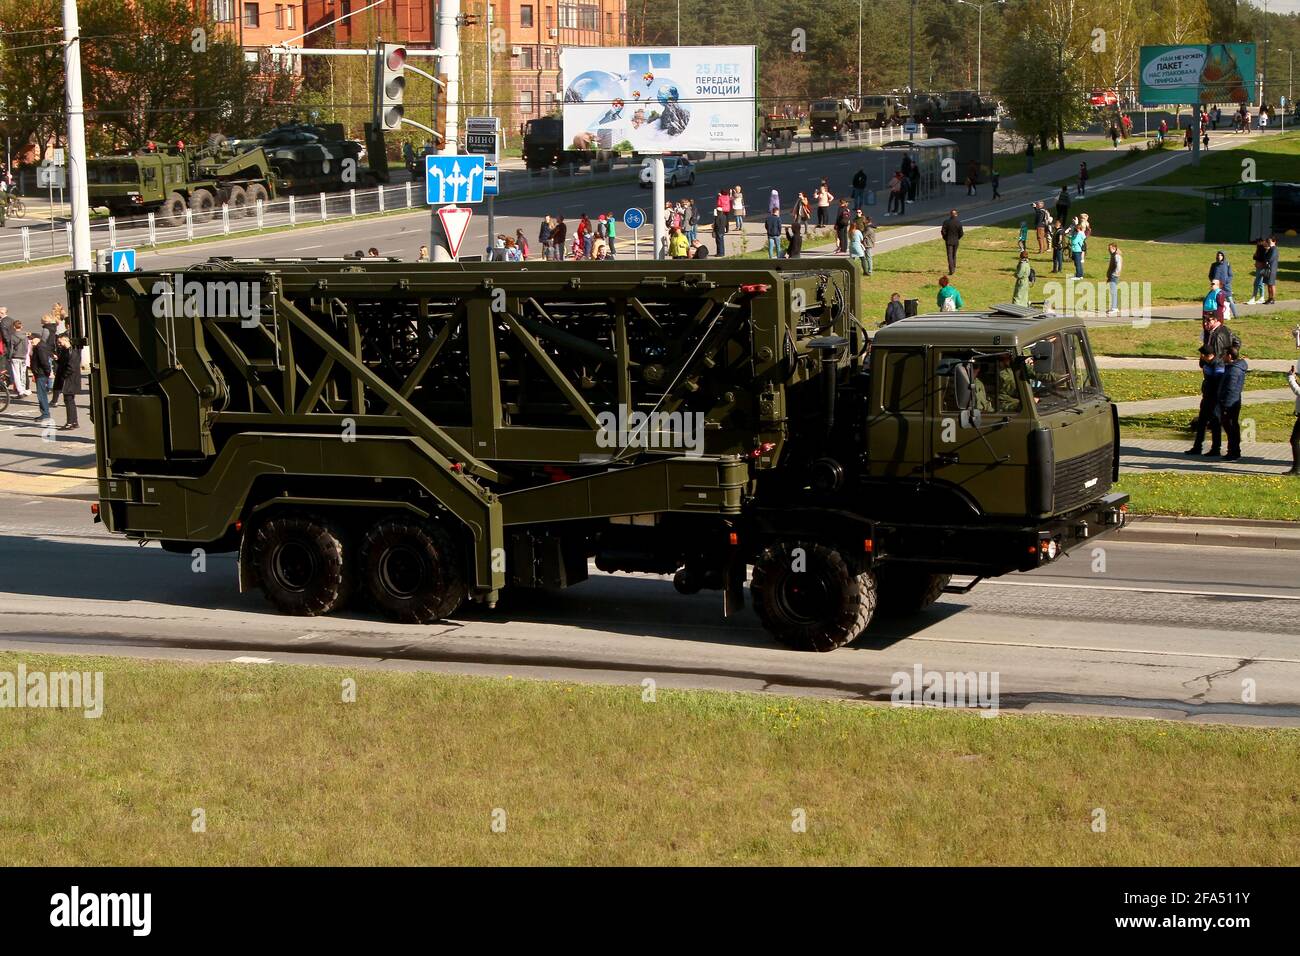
810 98 874 139
227 121 377 192
760 113 799 147
69 259 1127 651
86 142 275 226
522 115 613 170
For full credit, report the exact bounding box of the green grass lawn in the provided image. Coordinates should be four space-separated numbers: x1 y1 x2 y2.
1090 313 1300 359
1047 144 1149 188
1100 368 1289 403
1116 473 1300 521
858 190 1233 318
1121 401 1296 442
1151 130 1300 188
3 652 1299 865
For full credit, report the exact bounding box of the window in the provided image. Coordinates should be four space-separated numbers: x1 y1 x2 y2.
520 46 533 69
521 4 534 27
274 4 283 29
543 46 552 69
559 4 576 28
578 4 598 30
285 4 293 28
243 2 259 28
606 12 612 33
520 91 535 115
1021 331 1100 412
880 349 925 414
546 6 553 28
940 353 1024 415
209 0 234 21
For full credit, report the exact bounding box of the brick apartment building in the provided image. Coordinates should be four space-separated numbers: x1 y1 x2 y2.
207 0 306 76
300 0 628 132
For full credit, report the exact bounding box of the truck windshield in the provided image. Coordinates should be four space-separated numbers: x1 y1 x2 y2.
1022 331 1102 412
86 164 136 185
812 100 837 111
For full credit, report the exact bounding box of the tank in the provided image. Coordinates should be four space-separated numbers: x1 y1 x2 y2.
228 122 374 193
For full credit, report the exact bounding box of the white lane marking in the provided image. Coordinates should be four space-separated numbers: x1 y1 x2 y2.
229 656 274 663
983 579 1300 602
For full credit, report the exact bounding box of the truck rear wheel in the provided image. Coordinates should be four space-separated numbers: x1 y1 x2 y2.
751 541 876 652
226 185 248 217
250 513 353 616
360 518 466 624
245 183 269 208
189 188 215 223
875 567 952 616
159 192 186 227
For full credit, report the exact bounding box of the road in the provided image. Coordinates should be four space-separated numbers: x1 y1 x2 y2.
2 493 1298 725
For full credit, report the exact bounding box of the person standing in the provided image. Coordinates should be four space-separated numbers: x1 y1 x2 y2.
1055 187 1071 226
834 199 852 254
1012 251 1032 306
712 205 728 256
815 180 834 227
716 189 732 230
552 216 567 260
764 207 782 259
30 328 54 425
731 186 746 232
768 188 781 215
668 226 689 259
1106 243 1123 315
7 320 30 398
793 192 811 232
1286 364 1300 475
1110 124 1120 148
1265 236 1280 304
1032 202 1047 253
1218 346 1249 461
605 212 618 258
515 229 530 260
862 215 877 276
991 168 1001 199
684 201 697 244
851 168 867 210
784 222 803 258
849 218 867 275
1208 250 1233 314
1248 238 1268 303
1025 139 1035 174
1077 161 1089 197
539 216 554 260
887 171 903 216
941 209 963 274
1069 223 1087 279
1051 219 1065 274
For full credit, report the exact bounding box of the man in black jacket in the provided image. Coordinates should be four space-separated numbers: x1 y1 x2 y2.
30 332 54 423
851 168 867 211
53 334 82 430
884 293 907 325
940 209 963 274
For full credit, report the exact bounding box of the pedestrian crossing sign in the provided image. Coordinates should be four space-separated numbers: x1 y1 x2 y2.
110 249 136 272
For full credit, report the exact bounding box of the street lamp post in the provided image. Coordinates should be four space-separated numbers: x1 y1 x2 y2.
956 0 1005 98
857 0 863 103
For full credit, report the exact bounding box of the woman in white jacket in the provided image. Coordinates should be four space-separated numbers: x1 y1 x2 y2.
1287 365 1300 476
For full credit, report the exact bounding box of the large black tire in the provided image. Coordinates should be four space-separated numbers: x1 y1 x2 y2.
159 192 186 227
250 513 352 616
189 188 215 224
225 185 248 218
360 518 467 624
751 541 876 652
875 566 951 617
245 183 269 208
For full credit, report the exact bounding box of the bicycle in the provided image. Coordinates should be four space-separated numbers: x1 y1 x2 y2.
0 367 12 413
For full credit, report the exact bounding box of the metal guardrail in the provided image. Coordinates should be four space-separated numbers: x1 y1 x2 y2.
1 124 924 267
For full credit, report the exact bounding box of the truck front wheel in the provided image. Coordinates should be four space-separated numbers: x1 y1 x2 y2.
360 518 466 624
874 567 952 617
250 513 353 616
751 541 876 651
159 192 186 227
245 183 269 209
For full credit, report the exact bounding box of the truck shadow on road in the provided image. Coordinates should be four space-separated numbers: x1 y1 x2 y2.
0 535 962 652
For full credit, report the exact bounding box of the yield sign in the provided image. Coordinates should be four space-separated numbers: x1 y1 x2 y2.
437 205 473 259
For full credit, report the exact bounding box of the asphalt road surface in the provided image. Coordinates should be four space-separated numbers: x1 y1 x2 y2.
3 493 1298 725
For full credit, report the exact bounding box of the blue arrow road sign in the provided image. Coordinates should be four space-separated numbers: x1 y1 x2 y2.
623 207 645 230
425 154 486 204
110 249 136 272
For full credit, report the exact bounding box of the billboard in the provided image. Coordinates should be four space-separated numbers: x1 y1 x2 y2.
560 46 757 153
1138 43 1257 106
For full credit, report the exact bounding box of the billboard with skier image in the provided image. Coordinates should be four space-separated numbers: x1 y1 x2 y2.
559 46 757 154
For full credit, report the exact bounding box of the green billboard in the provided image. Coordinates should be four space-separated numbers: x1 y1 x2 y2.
1138 43 1257 106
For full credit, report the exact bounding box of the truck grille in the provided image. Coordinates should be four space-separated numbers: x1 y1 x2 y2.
1053 445 1113 514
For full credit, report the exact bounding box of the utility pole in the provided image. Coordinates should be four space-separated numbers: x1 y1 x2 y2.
431 0 462 262
857 0 862 103
485 1 495 259
62 0 91 272
908 0 916 141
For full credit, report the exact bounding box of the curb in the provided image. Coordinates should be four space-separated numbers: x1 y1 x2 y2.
1116 521 1300 550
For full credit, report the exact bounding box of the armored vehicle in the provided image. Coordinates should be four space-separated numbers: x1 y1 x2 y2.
86 143 275 226
69 260 1126 651
228 122 374 193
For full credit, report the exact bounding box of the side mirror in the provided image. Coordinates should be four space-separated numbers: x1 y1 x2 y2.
951 360 977 411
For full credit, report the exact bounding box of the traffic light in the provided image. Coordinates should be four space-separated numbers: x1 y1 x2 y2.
379 43 406 131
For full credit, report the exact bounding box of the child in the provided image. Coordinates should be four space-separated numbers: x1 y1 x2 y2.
1017 220 1029 254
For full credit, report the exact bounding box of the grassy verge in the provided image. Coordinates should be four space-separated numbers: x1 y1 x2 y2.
1151 130 1300 187
1091 313 1300 360
1116 473 1300 521
3 652 1299 865
1121 401 1297 442
1100 368 1288 403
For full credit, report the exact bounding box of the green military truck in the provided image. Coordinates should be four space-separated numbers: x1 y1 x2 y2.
86 143 275 226
760 113 799 148
67 260 1126 651
809 98 873 139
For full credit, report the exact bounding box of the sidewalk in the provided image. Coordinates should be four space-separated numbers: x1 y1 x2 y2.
1117 514 1300 550
1119 387 1296 416
1121 437 1294 474
1098 357 1298 372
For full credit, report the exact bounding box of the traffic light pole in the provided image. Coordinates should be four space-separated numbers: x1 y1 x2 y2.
485 1 495 260
63 0 91 272
432 0 461 262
